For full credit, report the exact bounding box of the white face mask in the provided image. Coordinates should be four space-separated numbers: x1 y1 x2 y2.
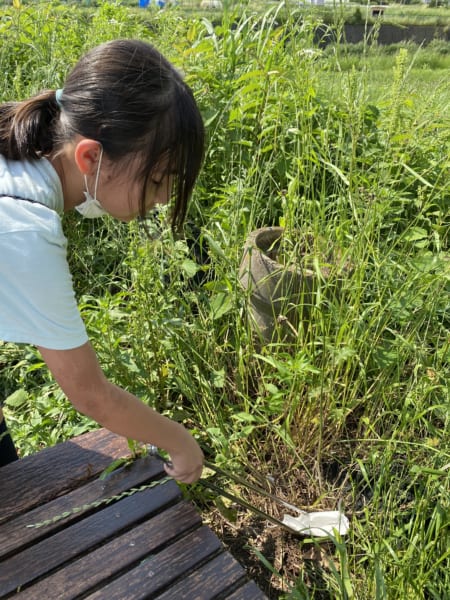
75 147 107 218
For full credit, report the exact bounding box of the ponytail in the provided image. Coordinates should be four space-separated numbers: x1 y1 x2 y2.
0 90 60 160
0 40 205 229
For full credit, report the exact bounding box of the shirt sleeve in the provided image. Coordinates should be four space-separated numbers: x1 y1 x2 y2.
0 226 89 351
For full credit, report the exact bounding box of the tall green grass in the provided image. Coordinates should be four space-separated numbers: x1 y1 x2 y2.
0 2 448 598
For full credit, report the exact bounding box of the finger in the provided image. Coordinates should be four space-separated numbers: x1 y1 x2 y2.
164 463 202 483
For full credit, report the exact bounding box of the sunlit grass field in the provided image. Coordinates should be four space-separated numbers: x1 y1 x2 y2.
0 2 448 598
317 39 450 103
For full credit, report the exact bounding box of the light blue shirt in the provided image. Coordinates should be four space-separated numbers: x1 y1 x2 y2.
0 156 88 350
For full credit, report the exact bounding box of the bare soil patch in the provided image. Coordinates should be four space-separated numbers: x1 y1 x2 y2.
195 458 349 599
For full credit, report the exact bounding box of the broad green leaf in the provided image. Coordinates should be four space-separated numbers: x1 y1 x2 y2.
232 411 257 423
403 227 428 242
181 259 200 278
4 389 28 408
210 292 233 320
211 368 225 388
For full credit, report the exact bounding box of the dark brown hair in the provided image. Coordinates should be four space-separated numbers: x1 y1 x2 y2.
0 39 205 229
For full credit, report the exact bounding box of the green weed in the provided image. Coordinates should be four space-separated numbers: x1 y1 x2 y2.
1 3 448 598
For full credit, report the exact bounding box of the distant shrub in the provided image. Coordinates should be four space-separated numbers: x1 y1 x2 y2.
427 37 450 54
348 7 364 25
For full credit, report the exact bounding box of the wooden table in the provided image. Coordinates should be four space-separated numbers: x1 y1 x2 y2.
0 429 268 599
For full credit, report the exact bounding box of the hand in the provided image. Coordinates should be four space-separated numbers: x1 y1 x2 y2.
163 427 204 483
38 341 204 481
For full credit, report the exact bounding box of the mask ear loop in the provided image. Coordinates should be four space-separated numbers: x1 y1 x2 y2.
93 146 104 202
85 145 104 202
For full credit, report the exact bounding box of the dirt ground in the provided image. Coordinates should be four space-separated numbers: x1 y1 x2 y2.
203 501 340 599
196 461 348 599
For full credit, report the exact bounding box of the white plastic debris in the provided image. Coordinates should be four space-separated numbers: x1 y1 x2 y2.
282 511 350 537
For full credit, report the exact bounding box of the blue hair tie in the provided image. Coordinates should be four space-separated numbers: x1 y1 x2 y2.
55 88 64 108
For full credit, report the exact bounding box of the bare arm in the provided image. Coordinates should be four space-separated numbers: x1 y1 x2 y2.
38 342 204 483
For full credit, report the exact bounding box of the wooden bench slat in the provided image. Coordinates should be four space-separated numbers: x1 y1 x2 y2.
84 527 223 600
0 429 131 524
0 479 181 596
0 456 164 559
13 502 202 600
153 552 248 600
225 580 269 599
0 428 269 599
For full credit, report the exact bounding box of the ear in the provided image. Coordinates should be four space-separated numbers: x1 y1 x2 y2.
74 139 102 176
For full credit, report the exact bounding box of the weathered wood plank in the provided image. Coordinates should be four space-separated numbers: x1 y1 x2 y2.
153 552 248 600
0 478 181 596
84 527 223 600
13 502 203 600
0 428 268 600
225 580 269 599
0 456 164 559
0 429 131 524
